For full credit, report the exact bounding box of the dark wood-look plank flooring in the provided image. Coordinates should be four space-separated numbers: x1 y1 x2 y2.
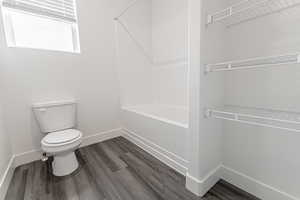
5 137 260 200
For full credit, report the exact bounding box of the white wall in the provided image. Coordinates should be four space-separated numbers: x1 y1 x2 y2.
151 0 188 107
197 0 226 179
0 21 12 199
121 0 153 57
151 64 188 106
0 105 12 180
116 0 154 107
221 0 300 198
0 86 12 196
152 0 187 64
116 0 188 108
0 0 135 155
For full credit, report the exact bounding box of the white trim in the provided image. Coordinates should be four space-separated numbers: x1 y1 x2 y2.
0 157 14 200
122 128 188 175
13 149 42 167
80 128 123 148
185 165 300 199
13 128 123 167
121 107 188 128
185 165 221 197
220 165 299 200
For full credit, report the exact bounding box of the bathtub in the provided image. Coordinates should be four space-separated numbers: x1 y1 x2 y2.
121 105 189 174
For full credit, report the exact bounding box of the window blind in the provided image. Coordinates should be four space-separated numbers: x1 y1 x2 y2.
2 0 77 22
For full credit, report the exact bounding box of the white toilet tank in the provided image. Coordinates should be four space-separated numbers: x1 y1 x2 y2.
32 100 76 133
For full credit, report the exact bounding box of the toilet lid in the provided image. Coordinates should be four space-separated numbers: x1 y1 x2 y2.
43 129 81 144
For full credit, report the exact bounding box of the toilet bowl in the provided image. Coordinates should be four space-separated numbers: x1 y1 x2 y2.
42 129 82 176
32 100 82 176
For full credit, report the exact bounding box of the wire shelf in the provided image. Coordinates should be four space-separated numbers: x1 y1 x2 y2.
205 53 300 73
207 0 300 27
205 105 300 133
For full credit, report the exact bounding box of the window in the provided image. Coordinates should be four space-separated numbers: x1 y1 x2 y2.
1 0 80 53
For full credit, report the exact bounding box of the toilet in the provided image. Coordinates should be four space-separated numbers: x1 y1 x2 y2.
32 100 82 176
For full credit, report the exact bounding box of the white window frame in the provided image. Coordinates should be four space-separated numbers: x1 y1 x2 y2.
0 0 81 53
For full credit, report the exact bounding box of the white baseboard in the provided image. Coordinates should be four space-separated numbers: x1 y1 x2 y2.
13 149 42 167
13 128 123 168
80 128 123 148
186 165 221 197
0 157 14 200
186 165 299 199
122 128 188 175
220 165 299 200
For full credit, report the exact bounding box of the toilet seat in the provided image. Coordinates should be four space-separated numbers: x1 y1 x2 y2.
41 129 82 154
42 129 82 147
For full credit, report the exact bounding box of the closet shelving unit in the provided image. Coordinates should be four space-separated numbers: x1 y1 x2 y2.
207 0 300 26
205 53 300 73
205 0 300 133
205 106 300 133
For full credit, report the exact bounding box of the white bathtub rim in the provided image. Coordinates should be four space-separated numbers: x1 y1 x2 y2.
123 104 188 110
122 105 189 129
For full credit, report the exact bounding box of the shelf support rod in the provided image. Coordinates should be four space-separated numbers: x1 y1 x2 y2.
207 15 213 25
297 54 300 63
204 109 212 118
234 113 238 120
204 65 211 74
227 64 232 70
229 7 233 16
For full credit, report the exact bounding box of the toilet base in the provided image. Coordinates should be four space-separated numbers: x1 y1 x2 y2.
52 151 79 176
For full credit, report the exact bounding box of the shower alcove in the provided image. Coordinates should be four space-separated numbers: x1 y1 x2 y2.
114 0 189 174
